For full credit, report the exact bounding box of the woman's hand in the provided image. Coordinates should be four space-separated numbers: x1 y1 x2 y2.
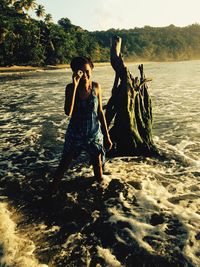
104 136 113 151
72 70 83 88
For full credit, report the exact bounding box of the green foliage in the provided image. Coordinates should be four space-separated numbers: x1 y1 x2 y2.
91 25 200 62
1 0 200 66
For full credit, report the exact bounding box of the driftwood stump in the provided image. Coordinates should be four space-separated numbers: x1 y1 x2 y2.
105 36 158 156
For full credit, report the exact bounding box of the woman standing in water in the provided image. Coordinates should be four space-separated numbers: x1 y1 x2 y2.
51 57 112 192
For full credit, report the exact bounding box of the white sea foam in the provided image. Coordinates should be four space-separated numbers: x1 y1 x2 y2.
97 246 123 267
0 203 48 267
99 155 200 266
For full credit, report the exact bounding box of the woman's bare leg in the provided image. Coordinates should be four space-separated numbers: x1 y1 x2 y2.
51 150 74 193
91 154 103 181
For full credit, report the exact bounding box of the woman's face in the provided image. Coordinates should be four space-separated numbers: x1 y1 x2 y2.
79 63 92 84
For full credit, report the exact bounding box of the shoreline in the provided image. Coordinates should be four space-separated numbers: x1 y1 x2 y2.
1 59 199 74
0 61 159 74
0 64 69 73
0 63 112 74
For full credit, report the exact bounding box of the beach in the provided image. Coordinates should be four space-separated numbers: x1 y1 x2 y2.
0 61 200 267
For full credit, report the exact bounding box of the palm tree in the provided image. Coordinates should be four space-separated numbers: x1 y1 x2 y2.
44 13 53 24
23 0 37 12
35 4 45 19
44 14 55 51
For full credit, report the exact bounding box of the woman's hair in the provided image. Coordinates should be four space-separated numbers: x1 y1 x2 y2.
70 56 94 72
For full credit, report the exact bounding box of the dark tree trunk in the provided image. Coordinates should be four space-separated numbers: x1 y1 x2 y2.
105 36 158 156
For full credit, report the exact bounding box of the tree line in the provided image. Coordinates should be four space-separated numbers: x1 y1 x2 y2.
1 0 200 66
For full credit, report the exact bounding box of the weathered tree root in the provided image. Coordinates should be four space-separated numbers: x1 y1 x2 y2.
105 36 159 156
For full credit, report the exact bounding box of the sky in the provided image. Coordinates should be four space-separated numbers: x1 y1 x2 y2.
34 0 200 31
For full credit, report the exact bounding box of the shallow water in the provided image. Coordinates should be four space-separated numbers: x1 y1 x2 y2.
0 61 200 266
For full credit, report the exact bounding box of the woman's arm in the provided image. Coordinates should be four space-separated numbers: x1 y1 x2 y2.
64 84 76 116
64 73 81 116
97 83 113 150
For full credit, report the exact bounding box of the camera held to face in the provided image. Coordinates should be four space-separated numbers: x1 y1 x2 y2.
76 70 83 77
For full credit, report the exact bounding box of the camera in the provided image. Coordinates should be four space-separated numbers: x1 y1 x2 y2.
76 70 83 77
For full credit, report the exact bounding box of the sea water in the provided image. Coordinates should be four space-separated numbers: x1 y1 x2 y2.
0 61 200 266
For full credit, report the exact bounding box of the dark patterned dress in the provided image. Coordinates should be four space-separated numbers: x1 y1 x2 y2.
63 82 105 160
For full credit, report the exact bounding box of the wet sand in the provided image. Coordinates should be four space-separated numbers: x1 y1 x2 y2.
0 65 68 73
